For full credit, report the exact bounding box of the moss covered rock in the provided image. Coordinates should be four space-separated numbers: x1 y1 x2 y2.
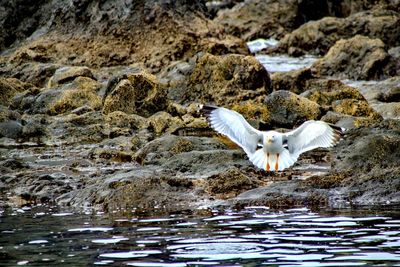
103 71 167 117
0 78 35 106
169 53 271 106
49 77 102 115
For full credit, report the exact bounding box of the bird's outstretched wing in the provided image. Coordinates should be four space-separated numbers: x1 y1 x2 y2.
200 105 262 155
283 120 344 156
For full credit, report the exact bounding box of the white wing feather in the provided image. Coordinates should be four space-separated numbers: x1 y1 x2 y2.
284 120 341 156
203 106 262 155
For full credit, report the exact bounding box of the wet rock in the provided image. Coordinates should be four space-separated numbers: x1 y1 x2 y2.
11 172 76 204
377 81 400 103
264 90 321 128
0 105 21 122
0 77 35 106
20 114 48 141
168 53 271 106
332 119 400 172
84 170 198 212
134 135 228 166
47 66 95 87
0 120 23 139
103 71 167 117
206 167 260 199
312 35 397 80
277 10 400 56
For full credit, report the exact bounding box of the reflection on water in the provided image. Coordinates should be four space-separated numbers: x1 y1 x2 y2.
1 206 400 266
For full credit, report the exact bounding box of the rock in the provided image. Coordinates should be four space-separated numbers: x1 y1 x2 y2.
312 35 396 80
104 111 147 130
271 68 314 94
0 105 21 122
1 1 247 70
0 120 23 139
214 0 302 40
1 63 60 88
264 90 321 128
0 77 35 106
48 77 102 115
103 71 167 117
277 10 400 56
47 66 95 87
342 77 400 119
77 169 199 212
20 114 48 141
206 167 260 199
332 119 400 172
10 76 102 115
168 53 271 106
213 0 375 41
147 111 183 135
134 135 228 166
300 79 382 120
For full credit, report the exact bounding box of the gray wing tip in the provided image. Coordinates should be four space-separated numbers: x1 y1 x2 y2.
199 104 219 117
329 124 345 144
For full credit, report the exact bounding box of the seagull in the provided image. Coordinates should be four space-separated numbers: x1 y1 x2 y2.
200 104 344 172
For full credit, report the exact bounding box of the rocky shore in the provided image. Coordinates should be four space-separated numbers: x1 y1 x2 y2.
1 0 399 213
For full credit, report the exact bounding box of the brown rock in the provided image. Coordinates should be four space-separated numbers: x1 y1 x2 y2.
0 78 35 106
49 77 102 115
278 10 400 56
312 35 395 80
103 71 167 117
170 53 271 106
271 68 314 94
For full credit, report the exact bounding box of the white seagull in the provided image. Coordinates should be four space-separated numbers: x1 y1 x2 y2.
200 104 344 172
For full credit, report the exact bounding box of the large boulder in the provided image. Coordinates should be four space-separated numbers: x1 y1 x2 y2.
312 35 397 80
168 53 271 106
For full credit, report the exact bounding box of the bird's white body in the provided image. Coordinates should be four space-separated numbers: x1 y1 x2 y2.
201 105 343 172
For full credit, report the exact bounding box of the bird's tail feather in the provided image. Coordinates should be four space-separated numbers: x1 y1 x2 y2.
249 149 298 172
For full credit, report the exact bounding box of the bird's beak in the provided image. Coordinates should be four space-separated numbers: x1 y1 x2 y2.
267 137 273 144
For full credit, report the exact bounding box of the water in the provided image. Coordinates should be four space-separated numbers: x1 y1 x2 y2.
1 206 400 266
246 38 318 73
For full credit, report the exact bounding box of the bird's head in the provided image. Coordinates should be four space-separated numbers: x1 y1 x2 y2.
264 132 277 145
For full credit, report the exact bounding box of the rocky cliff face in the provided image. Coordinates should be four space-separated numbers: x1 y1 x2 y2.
0 0 399 212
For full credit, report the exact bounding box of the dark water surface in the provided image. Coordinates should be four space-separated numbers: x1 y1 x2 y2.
1 206 400 266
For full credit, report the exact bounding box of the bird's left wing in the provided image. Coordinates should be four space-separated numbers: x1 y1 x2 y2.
283 120 343 156
200 105 262 155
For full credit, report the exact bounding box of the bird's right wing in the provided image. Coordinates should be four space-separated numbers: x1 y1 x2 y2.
283 120 344 156
200 105 262 155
